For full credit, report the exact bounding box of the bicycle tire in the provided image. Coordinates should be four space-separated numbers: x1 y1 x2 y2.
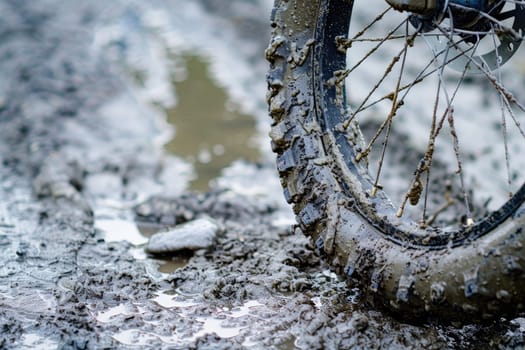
266 0 525 322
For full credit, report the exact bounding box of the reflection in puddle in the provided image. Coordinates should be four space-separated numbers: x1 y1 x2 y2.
95 217 190 273
95 218 148 246
96 304 136 323
192 317 244 339
156 256 190 274
165 55 261 191
112 323 246 347
98 291 265 347
15 333 59 349
152 290 200 308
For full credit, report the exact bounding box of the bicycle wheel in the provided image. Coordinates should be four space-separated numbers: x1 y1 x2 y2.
266 0 525 321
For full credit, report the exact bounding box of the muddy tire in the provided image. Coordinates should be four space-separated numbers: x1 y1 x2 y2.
266 0 525 322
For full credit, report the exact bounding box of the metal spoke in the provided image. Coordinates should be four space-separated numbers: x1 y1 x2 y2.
352 29 420 160
344 42 413 130
490 22 514 197
397 16 480 223
348 6 392 42
371 21 412 197
355 36 476 114
344 18 409 77
342 1 525 228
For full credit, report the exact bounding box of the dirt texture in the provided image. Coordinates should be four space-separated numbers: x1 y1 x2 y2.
0 0 524 349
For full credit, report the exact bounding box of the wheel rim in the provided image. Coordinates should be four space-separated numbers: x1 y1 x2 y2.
315 0 525 248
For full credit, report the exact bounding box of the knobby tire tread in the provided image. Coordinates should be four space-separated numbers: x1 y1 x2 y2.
266 0 525 322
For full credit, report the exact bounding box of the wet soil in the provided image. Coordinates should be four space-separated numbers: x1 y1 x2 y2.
0 0 524 349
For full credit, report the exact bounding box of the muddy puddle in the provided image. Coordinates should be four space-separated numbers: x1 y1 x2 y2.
99 290 267 347
165 55 262 191
93 45 277 275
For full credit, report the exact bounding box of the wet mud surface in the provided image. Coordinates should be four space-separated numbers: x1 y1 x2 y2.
1 0 525 349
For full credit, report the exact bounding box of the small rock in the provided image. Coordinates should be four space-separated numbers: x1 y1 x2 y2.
145 218 220 254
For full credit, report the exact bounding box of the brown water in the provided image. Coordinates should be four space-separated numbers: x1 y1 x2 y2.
165 55 261 191
156 256 191 274
133 53 266 273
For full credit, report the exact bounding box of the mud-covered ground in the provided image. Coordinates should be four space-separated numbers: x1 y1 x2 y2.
1 1 525 349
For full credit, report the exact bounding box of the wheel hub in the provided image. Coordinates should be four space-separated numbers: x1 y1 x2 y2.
404 0 525 71
408 0 503 33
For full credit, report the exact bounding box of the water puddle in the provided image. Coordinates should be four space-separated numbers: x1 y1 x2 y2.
96 303 137 323
151 290 201 308
155 256 191 274
96 218 148 246
14 333 58 350
97 289 265 347
94 214 191 273
164 55 261 191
